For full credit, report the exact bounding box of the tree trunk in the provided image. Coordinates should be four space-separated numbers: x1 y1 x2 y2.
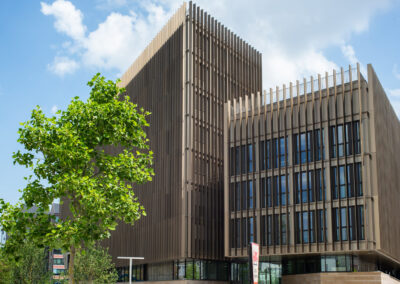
69 245 76 284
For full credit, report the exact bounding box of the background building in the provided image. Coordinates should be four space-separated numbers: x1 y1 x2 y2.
224 64 400 283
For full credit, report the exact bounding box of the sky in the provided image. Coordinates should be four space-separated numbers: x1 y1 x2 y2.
1 0 400 205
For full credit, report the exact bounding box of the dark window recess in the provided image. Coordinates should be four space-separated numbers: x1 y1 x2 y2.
241 145 246 174
331 163 362 200
242 218 247 247
248 180 255 209
295 171 313 204
333 208 348 241
229 183 235 212
260 178 272 209
330 121 361 158
259 140 271 170
273 214 280 245
295 211 315 244
248 217 255 243
294 129 324 164
241 181 247 210
317 209 327 242
235 219 241 248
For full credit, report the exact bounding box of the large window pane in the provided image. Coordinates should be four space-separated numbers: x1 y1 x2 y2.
341 208 348 241
241 181 247 210
248 144 253 173
248 180 254 209
338 125 344 157
339 166 346 199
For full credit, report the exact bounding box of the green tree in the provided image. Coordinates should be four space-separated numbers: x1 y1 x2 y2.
0 241 52 284
0 74 154 284
74 245 118 284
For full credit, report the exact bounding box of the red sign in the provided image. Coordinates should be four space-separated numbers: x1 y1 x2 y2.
251 242 259 284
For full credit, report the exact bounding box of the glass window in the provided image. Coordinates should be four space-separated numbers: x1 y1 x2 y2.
307 131 313 162
266 140 271 169
241 181 247 210
317 209 327 242
230 183 235 212
235 219 241 248
357 205 365 240
316 169 326 201
337 125 344 157
235 183 241 211
274 214 280 245
348 206 356 241
315 129 324 161
267 215 272 246
279 137 286 167
345 122 353 155
355 163 362 196
339 166 346 199
346 164 354 198
295 212 301 244
354 121 361 154
296 172 310 204
267 177 272 208
249 217 254 243
273 176 280 206
330 126 337 158
308 171 314 202
230 147 235 176
235 146 240 175
300 133 307 164
273 138 278 168
261 216 266 246
302 212 309 244
248 180 254 209
260 141 265 171
310 211 315 243
242 218 247 247
281 214 288 245
341 207 348 241
241 145 246 174
247 144 253 173
260 178 266 208
331 167 338 199
333 208 340 241
281 175 287 206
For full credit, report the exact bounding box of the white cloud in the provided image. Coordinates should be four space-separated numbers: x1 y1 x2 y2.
51 105 58 114
389 89 400 98
95 0 128 10
41 0 86 41
393 64 400 80
48 56 79 76
42 0 392 84
340 44 367 76
387 89 400 118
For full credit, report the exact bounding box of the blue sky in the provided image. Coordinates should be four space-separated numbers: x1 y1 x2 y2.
1 0 400 205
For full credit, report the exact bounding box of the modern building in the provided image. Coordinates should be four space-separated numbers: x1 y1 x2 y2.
101 2 262 282
224 64 400 283
58 2 400 284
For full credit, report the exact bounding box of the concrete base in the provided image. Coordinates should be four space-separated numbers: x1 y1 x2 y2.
282 271 400 284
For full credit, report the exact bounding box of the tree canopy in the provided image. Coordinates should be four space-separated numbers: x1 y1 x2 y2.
0 74 154 283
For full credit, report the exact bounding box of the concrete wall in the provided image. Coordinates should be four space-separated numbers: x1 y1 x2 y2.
283 271 400 284
368 64 400 263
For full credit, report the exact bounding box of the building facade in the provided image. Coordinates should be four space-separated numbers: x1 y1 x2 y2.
100 2 262 282
58 2 400 283
224 64 400 283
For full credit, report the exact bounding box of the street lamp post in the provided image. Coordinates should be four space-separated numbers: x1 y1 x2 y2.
117 256 144 284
